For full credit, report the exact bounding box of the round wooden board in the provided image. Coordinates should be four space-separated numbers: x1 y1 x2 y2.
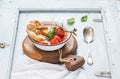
22 36 77 64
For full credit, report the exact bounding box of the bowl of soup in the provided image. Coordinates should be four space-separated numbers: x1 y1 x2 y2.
26 20 72 51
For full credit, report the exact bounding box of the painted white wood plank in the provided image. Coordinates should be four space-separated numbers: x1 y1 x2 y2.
101 1 120 79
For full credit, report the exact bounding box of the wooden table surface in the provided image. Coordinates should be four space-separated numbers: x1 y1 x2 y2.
0 0 120 79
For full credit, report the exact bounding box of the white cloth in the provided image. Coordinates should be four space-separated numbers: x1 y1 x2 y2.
11 55 86 79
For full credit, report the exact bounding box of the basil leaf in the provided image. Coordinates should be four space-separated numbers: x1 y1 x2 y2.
81 15 88 22
67 18 75 25
47 26 55 39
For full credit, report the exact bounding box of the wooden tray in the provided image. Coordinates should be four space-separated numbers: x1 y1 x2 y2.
22 35 77 64
8 9 112 79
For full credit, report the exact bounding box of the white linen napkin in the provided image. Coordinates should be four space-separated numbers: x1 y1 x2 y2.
11 55 86 79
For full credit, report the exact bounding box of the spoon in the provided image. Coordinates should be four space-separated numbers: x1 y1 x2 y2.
83 27 94 66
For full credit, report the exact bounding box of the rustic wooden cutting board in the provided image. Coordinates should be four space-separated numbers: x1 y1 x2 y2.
22 35 77 64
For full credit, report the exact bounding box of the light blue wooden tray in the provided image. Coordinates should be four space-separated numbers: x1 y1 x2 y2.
7 8 113 79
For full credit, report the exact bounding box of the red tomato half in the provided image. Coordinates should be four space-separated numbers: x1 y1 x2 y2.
50 39 56 44
55 27 65 37
50 35 62 44
54 35 62 42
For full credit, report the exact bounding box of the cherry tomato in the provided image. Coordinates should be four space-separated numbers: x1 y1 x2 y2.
55 27 61 33
54 39 59 44
50 35 62 44
55 27 65 37
54 35 62 42
50 39 55 44
50 38 58 44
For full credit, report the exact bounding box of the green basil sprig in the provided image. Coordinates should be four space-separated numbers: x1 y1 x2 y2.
67 18 75 25
47 26 55 39
81 15 88 22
